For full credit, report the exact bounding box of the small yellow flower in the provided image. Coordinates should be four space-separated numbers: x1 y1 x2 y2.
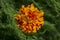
14 3 44 33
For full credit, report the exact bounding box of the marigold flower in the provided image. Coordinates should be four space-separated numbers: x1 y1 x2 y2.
14 4 44 33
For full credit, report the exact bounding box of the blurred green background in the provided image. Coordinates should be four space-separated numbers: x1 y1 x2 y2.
0 0 60 40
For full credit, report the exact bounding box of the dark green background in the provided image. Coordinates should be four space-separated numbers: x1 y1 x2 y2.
0 0 60 40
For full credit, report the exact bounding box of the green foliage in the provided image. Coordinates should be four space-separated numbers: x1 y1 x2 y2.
0 0 60 40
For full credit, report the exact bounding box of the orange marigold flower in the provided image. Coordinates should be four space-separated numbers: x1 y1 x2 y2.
14 4 44 33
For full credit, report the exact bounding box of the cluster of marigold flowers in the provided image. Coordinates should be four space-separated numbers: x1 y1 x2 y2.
14 4 44 33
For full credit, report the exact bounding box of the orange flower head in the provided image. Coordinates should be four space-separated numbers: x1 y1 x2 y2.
14 4 44 33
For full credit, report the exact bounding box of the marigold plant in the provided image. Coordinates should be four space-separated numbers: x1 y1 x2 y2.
14 4 44 33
